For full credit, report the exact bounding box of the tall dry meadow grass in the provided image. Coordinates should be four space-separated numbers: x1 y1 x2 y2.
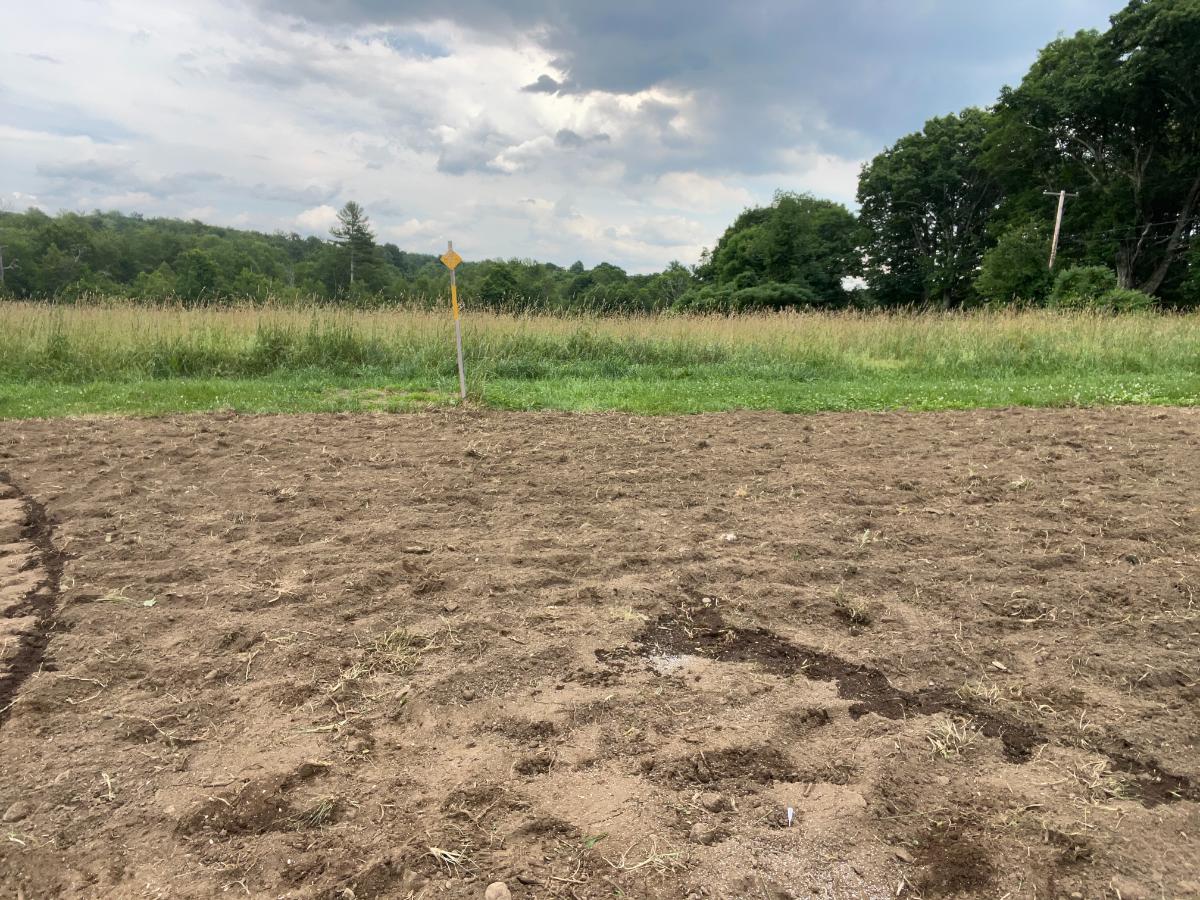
3 301 1198 382
2 300 1198 415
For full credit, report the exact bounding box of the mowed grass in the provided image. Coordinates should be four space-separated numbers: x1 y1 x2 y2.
1 301 1198 417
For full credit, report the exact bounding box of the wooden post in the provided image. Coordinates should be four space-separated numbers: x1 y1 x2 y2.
1044 190 1078 270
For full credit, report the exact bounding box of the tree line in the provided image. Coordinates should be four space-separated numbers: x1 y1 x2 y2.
0 203 693 312
1 0 1196 312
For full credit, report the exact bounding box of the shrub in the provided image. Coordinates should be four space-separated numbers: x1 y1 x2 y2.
1049 265 1118 308
1096 287 1154 312
672 280 820 313
729 282 820 310
1182 245 1200 309
976 223 1053 304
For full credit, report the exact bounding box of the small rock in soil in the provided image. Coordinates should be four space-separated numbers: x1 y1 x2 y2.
697 791 726 812
2 800 32 822
484 882 512 900
690 822 720 845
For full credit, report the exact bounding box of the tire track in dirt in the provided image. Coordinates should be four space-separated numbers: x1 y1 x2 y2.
600 602 1200 807
0 473 63 728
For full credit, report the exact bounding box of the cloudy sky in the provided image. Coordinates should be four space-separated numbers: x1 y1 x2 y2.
2 0 1114 272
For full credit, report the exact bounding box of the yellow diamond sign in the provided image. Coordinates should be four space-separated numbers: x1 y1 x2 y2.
440 249 462 270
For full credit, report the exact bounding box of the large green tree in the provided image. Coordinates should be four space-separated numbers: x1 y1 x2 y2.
990 0 1200 296
175 248 222 302
684 192 859 310
857 108 1001 307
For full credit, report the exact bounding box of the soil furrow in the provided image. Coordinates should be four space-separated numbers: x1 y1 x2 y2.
0 473 63 728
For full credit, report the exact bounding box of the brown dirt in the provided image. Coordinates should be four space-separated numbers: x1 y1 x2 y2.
0 407 1198 899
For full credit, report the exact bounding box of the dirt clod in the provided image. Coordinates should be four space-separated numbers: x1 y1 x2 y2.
514 752 553 776
697 791 727 812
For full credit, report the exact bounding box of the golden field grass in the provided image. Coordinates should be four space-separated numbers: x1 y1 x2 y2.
1 301 1198 416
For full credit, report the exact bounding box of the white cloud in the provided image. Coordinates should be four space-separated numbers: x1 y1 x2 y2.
295 204 339 232
0 190 41 211
94 190 159 208
0 0 1114 271
384 218 443 242
773 151 866 206
650 173 755 214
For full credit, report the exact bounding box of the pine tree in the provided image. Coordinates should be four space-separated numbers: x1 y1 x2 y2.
329 201 376 288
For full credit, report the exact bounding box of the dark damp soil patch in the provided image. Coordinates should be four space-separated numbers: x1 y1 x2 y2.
914 824 996 897
443 782 524 816
491 717 559 744
0 473 65 729
659 746 800 791
618 604 1039 760
1107 751 1200 806
1046 828 1094 865
177 762 329 837
515 752 554 776
787 706 832 734
178 774 298 836
514 815 582 842
627 603 810 674
605 603 1196 806
794 761 859 786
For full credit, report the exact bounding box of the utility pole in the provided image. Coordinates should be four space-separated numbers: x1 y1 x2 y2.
0 245 16 289
1043 190 1078 270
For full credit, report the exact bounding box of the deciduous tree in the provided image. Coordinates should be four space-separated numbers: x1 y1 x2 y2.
990 0 1200 296
857 108 1000 307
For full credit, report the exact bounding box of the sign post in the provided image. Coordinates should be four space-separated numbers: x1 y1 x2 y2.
440 241 466 401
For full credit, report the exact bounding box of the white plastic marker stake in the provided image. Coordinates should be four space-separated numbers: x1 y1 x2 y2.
786 807 794 827
440 241 466 400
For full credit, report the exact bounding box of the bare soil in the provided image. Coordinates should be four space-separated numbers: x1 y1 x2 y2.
1 407 1198 900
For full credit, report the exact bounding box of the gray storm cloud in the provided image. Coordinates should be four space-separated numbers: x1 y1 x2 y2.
4 0 1116 270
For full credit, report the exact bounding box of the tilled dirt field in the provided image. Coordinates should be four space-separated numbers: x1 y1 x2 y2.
1 407 1198 900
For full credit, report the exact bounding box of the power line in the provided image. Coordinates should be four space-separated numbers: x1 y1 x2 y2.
1055 218 1194 243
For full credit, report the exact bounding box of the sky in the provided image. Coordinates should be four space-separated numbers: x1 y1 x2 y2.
1 0 1115 273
